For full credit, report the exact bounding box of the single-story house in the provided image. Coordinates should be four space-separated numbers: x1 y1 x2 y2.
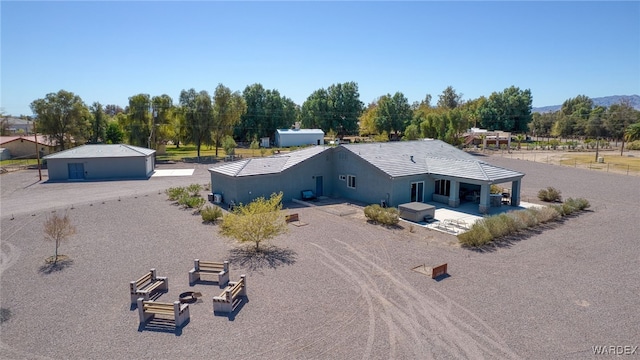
275 129 324 147
1 117 33 135
43 144 155 181
0 135 57 159
209 139 524 213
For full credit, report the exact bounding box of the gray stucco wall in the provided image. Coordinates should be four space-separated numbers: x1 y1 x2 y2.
210 150 334 206
46 156 152 181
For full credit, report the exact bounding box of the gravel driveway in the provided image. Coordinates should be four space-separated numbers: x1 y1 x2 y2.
1 156 638 359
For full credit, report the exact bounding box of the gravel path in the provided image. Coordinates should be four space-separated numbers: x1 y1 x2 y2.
1 157 638 359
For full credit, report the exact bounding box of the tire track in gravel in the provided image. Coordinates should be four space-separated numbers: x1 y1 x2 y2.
322 238 521 359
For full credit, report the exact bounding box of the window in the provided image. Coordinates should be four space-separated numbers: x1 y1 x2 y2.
411 181 424 202
347 175 356 189
435 179 450 196
339 175 346 181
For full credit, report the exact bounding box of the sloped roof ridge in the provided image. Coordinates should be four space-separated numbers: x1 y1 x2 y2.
234 159 252 176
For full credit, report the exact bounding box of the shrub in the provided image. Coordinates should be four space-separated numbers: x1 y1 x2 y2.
201 205 223 223
538 187 562 202
166 186 188 201
179 196 206 210
490 184 504 194
566 197 590 211
187 183 203 197
535 206 561 222
458 223 492 247
364 204 399 226
626 140 640 151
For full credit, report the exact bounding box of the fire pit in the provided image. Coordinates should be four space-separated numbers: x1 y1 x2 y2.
179 291 201 304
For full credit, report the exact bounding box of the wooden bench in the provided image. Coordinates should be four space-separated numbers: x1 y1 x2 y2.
188 259 229 286
130 269 168 305
137 298 190 328
285 213 299 223
213 275 247 314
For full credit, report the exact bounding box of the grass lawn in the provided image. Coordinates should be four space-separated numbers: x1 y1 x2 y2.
0 158 40 167
157 144 283 161
559 153 640 173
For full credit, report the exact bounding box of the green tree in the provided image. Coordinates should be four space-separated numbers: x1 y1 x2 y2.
250 138 259 156
105 121 124 144
403 124 420 140
89 102 107 143
151 94 174 148
359 102 379 136
437 86 463 109
180 88 213 158
605 100 639 147
478 86 532 132
212 84 246 157
301 82 363 136
375 92 412 139
624 122 640 142
222 135 237 156
220 192 288 252
126 93 151 147
30 90 90 150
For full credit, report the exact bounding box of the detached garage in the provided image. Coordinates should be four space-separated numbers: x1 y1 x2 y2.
43 144 155 181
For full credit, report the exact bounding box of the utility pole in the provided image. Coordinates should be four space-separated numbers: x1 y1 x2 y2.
32 118 42 180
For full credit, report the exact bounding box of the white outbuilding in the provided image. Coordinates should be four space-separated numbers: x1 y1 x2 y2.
274 129 324 148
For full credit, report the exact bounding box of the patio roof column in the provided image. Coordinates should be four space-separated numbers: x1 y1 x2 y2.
511 179 521 206
448 180 460 207
479 183 490 214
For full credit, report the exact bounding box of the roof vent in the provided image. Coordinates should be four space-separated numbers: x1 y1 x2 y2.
410 155 415 163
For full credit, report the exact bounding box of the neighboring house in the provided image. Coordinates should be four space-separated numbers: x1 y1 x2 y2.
43 144 155 181
209 139 524 213
275 129 324 147
1 117 33 135
0 136 57 159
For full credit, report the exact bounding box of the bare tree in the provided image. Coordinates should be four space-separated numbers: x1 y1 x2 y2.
43 212 76 264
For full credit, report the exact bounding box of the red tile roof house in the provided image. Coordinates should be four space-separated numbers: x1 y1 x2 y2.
0 135 58 159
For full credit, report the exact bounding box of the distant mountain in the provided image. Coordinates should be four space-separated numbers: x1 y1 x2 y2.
532 95 640 113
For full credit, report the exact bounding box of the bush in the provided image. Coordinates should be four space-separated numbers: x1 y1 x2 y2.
179 196 206 210
364 204 399 226
458 223 493 247
187 183 203 197
166 186 188 201
566 197 590 211
201 205 223 223
626 140 640 151
535 206 561 222
538 187 562 202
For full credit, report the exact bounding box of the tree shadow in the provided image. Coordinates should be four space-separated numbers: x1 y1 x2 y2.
228 246 297 271
39 256 74 274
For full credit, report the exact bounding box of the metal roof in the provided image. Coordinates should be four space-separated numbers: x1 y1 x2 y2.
276 129 324 135
209 140 524 183
43 144 155 159
341 139 524 182
209 146 331 177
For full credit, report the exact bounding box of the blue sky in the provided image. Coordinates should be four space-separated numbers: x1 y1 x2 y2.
2 1 639 116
